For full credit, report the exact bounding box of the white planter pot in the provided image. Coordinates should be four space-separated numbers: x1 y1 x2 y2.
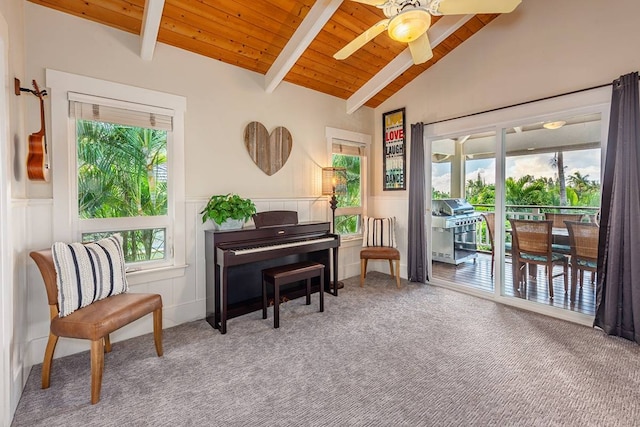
214 218 244 231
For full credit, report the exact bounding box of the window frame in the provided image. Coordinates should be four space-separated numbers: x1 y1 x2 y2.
326 127 370 239
47 69 187 279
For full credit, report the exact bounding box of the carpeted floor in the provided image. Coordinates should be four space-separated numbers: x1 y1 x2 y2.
11 272 640 426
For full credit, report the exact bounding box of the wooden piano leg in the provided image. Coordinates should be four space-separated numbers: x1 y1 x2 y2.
221 267 228 334
319 267 324 312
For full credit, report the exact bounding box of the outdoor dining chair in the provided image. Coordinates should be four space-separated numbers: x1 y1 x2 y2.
564 221 599 302
509 219 569 299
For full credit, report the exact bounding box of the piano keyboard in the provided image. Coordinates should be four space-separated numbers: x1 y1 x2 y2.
231 237 337 255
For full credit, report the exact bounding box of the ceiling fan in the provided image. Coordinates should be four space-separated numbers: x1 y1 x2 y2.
334 0 522 65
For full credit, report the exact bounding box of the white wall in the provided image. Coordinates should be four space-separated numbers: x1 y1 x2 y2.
0 0 28 422
370 0 640 269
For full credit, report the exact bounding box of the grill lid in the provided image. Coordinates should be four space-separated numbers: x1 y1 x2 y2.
432 198 475 216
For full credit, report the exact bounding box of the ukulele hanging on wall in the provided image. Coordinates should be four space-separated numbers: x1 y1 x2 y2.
26 80 50 181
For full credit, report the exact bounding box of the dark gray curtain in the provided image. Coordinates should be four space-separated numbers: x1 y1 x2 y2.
407 122 427 282
594 72 640 344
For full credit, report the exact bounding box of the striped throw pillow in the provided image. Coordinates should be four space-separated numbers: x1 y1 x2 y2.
362 217 397 248
52 234 129 317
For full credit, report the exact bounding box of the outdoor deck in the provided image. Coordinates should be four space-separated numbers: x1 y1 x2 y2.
431 252 596 316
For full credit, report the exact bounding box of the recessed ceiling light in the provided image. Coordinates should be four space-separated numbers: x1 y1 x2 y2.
543 121 566 130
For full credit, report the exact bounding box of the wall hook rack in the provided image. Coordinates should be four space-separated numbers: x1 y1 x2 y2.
14 78 47 97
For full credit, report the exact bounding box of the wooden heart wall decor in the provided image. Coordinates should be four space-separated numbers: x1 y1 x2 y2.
244 122 293 176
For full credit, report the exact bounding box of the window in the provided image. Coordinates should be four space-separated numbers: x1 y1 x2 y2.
331 140 367 236
48 70 186 275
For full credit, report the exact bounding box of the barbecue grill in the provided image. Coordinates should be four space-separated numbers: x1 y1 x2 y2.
431 198 482 265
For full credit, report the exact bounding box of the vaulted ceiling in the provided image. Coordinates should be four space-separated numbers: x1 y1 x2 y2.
27 0 502 112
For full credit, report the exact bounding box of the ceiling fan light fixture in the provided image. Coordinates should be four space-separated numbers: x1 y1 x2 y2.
388 9 431 43
543 120 567 130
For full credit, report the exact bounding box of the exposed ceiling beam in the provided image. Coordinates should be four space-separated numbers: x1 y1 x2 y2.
346 14 474 114
140 0 165 61
265 0 343 93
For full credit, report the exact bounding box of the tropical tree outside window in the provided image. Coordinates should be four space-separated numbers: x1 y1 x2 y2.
331 141 366 235
77 120 168 262
70 95 175 265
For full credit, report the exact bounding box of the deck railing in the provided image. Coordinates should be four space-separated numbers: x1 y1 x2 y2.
472 204 600 249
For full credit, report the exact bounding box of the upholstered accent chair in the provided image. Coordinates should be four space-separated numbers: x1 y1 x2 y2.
29 248 163 404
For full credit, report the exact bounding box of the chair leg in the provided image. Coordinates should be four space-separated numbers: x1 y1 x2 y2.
153 308 163 357
41 333 59 389
570 264 578 302
360 259 367 287
104 334 112 353
547 264 554 299
394 259 401 288
388 259 394 278
90 338 104 404
491 252 494 277
563 261 568 294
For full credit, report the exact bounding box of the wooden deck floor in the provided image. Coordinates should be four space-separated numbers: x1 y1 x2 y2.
431 252 596 316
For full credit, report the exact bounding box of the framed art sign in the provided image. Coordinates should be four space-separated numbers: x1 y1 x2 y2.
382 108 406 190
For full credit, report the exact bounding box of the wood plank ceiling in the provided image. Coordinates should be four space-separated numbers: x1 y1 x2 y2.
27 0 499 112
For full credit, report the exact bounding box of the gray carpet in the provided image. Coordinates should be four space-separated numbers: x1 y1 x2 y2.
11 272 640 426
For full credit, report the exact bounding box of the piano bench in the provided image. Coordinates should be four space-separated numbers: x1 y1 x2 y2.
262 261 325 329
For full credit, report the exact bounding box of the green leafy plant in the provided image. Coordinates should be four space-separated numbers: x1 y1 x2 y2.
200 194 256 225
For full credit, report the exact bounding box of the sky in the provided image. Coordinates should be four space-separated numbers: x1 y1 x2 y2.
432 148 601 194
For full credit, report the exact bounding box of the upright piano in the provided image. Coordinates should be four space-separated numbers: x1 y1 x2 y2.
205 221 340 334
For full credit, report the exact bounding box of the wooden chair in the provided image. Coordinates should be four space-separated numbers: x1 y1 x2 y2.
360 247 401 288
29 249 163 404
360 217 401 288
565 221 599 302
509 219 568 299
545 212 585 229
481 212 513 278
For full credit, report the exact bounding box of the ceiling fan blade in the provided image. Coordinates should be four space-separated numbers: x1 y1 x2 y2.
334 19 389 60
349 0 387 6
435 0 521 15
408 32 433 65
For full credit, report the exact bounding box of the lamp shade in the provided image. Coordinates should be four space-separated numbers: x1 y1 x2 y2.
387 9 431 43
322 167 347 195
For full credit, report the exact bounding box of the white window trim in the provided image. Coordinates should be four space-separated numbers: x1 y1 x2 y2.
326 127 370 240
46 69 187 277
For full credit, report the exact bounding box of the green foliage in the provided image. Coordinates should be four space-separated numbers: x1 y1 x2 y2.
463 168 601 209
432 189 450 199
332 154 361 234
200 194 257 225
335 214 359 235
77 120 168 262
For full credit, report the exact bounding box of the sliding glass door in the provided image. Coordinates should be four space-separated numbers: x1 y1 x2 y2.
425 88 609 323
501 113 602 315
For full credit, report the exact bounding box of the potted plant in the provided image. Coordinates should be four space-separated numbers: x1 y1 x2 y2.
200 193 256 230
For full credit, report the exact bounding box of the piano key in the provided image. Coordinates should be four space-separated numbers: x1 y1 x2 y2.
232 237 337 255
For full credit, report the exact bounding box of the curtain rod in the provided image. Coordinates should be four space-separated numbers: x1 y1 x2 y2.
421 74 639 127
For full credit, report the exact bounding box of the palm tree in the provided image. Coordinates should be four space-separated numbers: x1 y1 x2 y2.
332 154 361 234
550 152 567 207
77 120 168 261
505 175 552 207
